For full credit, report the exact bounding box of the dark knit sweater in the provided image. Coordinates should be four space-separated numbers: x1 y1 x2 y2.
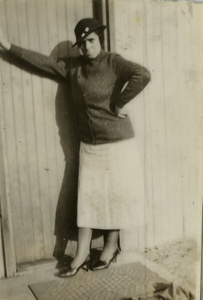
9 45 151 145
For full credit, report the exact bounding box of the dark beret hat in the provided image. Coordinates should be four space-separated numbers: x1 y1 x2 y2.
72 18 106 47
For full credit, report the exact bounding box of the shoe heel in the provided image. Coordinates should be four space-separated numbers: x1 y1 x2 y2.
81 255 91 272
82 263 89 272
112 257 117 263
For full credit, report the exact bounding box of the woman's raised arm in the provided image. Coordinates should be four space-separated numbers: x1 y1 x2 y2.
0 26 68 79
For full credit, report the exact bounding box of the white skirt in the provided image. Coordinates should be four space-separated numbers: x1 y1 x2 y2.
77 138 144 229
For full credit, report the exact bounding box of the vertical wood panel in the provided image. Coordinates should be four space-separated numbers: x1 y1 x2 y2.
110 0 203 250
129 1 145 251
26 0 51 260
0 218 5 278
193 5 203 243
11 0 36 262
15 0 37 262
1 0 26 263
113 0 138 252
176 3 202 238
143 0 155 249
147 1 170 247
161 3 183 240
0 65 16 276
19 0 45 261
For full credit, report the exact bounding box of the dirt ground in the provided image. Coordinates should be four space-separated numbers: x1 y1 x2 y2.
141 238 201 297
143 238 200 277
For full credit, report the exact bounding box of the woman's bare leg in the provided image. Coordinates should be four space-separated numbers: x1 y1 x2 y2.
99 230 119 261
71 227 92 268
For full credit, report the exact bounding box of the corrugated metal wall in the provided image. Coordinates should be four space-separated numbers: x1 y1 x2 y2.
110 0 203 250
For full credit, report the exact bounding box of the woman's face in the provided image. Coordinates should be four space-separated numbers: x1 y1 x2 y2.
79 32 101 59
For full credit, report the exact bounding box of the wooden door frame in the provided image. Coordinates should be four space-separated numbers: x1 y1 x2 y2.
105 0 116 52
93 0 116 52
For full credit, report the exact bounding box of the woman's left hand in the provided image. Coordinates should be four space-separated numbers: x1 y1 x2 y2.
115 105 128 119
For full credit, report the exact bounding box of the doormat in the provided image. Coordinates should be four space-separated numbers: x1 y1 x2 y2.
29 262 167 300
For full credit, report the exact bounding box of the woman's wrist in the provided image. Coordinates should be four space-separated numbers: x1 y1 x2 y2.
0 40 11 51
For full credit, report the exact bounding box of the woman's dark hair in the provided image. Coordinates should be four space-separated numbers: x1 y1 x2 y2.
94 29 104 46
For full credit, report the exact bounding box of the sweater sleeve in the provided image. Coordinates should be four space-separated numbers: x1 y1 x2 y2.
9 44 68 78
112 54 151 108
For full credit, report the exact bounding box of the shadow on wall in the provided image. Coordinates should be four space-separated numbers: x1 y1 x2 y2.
49 41 80 260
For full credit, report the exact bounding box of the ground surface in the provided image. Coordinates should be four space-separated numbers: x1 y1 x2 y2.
0 239 201 300
141 238 201 298
143 238 200 277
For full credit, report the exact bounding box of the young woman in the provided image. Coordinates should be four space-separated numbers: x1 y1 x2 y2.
0 18 150 277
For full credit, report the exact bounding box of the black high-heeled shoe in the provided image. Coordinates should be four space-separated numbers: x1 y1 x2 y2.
90 249 120 271
59 254 91 278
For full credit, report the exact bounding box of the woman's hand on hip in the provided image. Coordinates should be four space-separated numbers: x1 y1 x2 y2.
115 105 128 119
